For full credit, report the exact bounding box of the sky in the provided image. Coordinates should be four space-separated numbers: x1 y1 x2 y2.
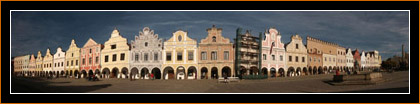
11 11 410 60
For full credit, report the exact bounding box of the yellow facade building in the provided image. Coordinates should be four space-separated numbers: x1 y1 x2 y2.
162 30 198 80
101 29 130 78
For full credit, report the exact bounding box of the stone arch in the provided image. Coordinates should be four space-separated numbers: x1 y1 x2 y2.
296 67 302 76
323 66 328 74
211 67 218 79
176 66 186 80
163 66 175 80
278 68 285 77
270 67 276 77
303 67 308 75
308 67 313 75
200 67 208 79
328 66 333 73
250 66 259 75
121 67 129 79
88 69 94 77
81 70 87 78
141 68 150 79
102 68 110 78
151 67 161 79
130 67 139 79
287 67 295 77
111 67 119 78
73 70 80 78
261 67 268 76
222 66 232 77
94 69 100 78
187 66 197 79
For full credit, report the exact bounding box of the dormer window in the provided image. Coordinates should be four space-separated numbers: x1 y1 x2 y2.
212 36 216 42
111 44 116 49
178 35 182 41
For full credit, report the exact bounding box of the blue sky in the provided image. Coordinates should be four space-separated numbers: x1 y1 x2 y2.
11 11 409 60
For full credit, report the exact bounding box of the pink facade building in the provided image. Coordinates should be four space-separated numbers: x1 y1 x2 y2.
261 28 286 77
80 38 103 78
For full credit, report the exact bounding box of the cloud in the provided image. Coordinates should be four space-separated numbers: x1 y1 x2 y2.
10 11 409 60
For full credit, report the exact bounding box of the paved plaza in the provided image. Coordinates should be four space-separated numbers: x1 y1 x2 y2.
11 71 409 93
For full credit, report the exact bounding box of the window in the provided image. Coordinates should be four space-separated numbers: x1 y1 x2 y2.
88 57 92 65
177 52 182 61
289 56 292 62
135 53 139 61
61 62 63 67
67 61 69 66
82 58 85 65
72 53 74 57
112 54 117 62
154 53 158 61
111 44 116 49
166 52 172 61
224 51 229 60
295 56 299 62
212 36 216 42
188 51 193 60
121 53 125 61
105 55 109 62
272 55 275 60
333 58 335 62
90 49 92 53
280 55 283 61
178 35 182 41
211 51 217 60
302 57 305 63
296 44 299 49
201 52 207 60
144 53 148 61
75 60 78 65
96 56 99 63
325 57 327 61
71 60 73 66
145 42 148 47
329 57 331 62
309 57 312 62
263 54 267 60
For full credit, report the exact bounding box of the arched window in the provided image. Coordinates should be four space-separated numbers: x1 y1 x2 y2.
212 36 216 42
178 35 182 41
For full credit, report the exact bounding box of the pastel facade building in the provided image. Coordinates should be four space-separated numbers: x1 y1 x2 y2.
36 51 43 76
65 39 81 78
53 47 66 77
81 38 103 78
29 54 36 76
13 55 30 76
285 34 307 76
345 48 354 70
261 28 286 77
162 30 198 80
42 48 53 76
130 27 163 79
234 29 262 77
336 46 346 71
198 25 234 79
367 51 381 69
101 29 130 78
352 49 361 69
360 51 366 69
306 36 337 73
306 37 324 75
